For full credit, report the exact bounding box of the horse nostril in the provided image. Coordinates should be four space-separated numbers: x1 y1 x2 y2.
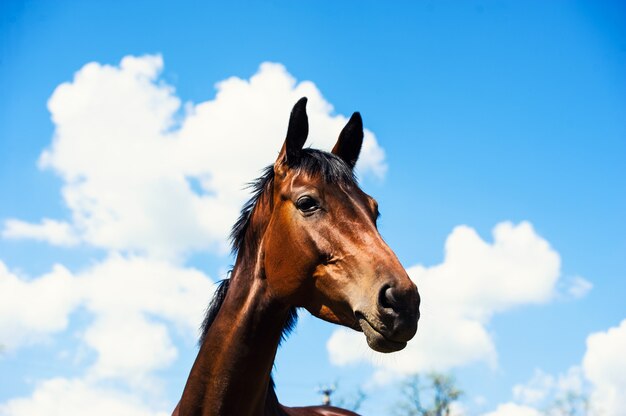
378 284 400 313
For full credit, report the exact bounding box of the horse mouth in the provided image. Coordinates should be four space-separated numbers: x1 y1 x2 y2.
355 313 407 353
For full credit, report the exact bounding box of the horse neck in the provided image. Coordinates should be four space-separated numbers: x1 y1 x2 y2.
179 244 291 416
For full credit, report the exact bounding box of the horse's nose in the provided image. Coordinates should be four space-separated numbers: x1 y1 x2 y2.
378 284 399 313
377 281 420 341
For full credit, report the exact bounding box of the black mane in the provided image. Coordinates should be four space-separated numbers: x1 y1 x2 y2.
230 148 357 254
199 278 231 346
198 149 357 413
198 278 299 347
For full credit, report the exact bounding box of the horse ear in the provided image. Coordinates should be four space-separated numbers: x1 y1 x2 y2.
276 97 309 176
332 112 363 169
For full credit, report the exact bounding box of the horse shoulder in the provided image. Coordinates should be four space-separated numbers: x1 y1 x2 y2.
282 405 360 416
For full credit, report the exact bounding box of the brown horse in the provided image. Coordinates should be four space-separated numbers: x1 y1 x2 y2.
174 98 420 416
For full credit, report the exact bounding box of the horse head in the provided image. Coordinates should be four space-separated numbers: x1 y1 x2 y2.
259 97 420 353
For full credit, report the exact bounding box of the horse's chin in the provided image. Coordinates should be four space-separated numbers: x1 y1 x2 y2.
356 314 407 353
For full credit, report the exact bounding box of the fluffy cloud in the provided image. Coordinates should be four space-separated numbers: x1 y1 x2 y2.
84 314 177 388
482 403 542 416
0 378 168 416
0 255 212 414
583 319 626 416
0 256 212 383
484 320 626 416
2 219 78 246
511 367 585 408
0 261 80 349
79 256 212 383
3 55 386 258
328 221 586 374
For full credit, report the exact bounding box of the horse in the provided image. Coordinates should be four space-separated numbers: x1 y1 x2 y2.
174 97 420 416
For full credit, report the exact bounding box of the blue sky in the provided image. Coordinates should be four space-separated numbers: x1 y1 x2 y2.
1 1 625 415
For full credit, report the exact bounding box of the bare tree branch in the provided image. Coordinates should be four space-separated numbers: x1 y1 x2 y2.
394 373 463 416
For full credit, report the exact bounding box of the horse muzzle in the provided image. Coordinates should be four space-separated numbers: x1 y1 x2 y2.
354 280 420 353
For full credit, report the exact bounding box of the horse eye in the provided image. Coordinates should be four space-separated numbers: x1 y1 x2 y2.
296 196 320 213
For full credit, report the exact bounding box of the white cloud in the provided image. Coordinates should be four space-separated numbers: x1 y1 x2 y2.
448 402 466 416
328 221 567 374
486 366 590 415
0 256 212 383
84 314 177 384
512 370 555 406
79 255 212 335
511 367 585 407
3 55 386 258
583 319 626 416
2 219 78 246
0 378 169 416
485 320 626 416
78 255 212 383
482 403 542 416
565 276 593 299
0 261 80 349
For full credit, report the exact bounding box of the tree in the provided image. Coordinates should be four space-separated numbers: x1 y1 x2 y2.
546 389 590 416
334 387 367 413
394 373 463 416
318 382 367 412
